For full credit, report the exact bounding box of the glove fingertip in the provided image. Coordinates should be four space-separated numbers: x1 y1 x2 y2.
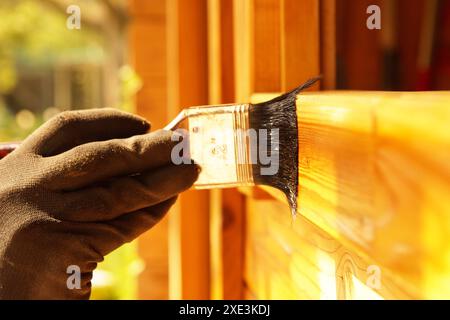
180 163 201 189
141 119 151 132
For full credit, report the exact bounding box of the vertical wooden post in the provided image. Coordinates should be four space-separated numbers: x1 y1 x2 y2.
128 0 170 299
282 0 321 90
166 0 211 300
320 0 336 89
233 0 254 101
208 0 246 300
253 0 282 92
338 0 382 89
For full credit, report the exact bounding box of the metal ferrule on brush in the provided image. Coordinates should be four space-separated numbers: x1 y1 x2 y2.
165 103 255 189
165 77 320 216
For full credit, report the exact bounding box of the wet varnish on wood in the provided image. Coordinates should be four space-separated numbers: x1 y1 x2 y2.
249 91 450 299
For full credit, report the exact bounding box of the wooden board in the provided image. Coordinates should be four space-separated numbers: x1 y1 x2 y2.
282 0 320 90
245 197 416 299
337 0 382 90
320 0 336 90
250 91 450 298
128 0 169 299
166 0 211 300
208 0 246 300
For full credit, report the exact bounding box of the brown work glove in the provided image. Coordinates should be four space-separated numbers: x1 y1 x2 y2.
0 109 199 299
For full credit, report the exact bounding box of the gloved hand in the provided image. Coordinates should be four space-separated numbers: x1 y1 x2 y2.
0 109 199 299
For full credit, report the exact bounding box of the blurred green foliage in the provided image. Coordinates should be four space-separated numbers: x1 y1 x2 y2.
0 0 104 140
0 100 41 141
0 0 104 72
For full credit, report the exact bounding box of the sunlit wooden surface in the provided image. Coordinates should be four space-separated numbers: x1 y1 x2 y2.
245 197 409 299
129 0 169 299
250 91 450 299
130 0 450 300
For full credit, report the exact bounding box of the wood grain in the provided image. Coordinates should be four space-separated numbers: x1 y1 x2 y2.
245 197 416 299
250 91 450 298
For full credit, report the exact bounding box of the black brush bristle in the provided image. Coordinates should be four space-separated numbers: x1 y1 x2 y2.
249 76 321 216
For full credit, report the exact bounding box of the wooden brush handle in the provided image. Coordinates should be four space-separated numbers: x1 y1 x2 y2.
0 142 19 159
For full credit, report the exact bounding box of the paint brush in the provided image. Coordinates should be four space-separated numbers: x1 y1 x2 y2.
166 76 320 215
0 77 320 215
